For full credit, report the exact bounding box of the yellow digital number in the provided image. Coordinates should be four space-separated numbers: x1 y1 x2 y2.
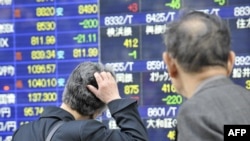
161 83 176 93
27 78 57 88
45 35 56 45
88 48 98 57
73 48 98 58
73 48 81 58
27 64 56 74
31 35 56 46
28 92 57 102
36 7 55 17
31 50 56 60
24 107 33 116
28 92 42 102
24 107 43 117
124 85 139 95
31 36 41 46
123 38 139 48
43 92 57 102
78 4 98 14
37 21 56 31
45 50 56 59
246 80 250 90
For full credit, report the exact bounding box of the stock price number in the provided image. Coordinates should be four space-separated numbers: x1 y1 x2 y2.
73 47 98 58
124 84 139 95
27 64 56 74
162 95 183 105
80 19 98 29
246 80 250 90
28 78 57 88
123 38 139 48
36 7 55 17
24 106 44 117
28 92 57 102
37 21 56 31
78 4 97 14
31 35 56 46
31 49 56 60
161 83 176 93
73 33 97 44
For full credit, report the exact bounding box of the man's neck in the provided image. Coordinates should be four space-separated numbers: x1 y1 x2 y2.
60 103 90 120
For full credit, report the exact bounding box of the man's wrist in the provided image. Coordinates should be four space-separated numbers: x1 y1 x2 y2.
106 97 121 104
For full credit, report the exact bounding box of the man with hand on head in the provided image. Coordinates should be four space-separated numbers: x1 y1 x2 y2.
162 11 250 141
12 62 148 141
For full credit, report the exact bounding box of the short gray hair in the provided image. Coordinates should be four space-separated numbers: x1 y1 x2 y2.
163 11 231 72
62 62 115 117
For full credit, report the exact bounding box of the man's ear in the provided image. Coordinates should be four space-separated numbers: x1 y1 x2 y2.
162 52 177 78
227 51 235 76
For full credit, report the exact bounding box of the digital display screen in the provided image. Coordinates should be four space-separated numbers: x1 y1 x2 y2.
1 0 250 141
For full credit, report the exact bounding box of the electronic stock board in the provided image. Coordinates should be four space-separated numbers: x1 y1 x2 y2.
0 0 250 141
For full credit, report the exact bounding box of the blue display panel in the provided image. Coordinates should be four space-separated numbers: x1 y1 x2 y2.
0 0 98 140
0 0 250 141
99 0 250 140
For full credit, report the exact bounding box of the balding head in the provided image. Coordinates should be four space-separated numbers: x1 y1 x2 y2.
179 18 207 38
163 11 231 72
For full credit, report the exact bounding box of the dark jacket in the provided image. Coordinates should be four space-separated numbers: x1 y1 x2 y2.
176 76 250 141
12 99 149 141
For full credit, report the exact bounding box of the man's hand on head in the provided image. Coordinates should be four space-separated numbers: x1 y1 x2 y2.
87 72 121 104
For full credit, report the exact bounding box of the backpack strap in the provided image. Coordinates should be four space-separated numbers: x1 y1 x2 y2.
45 121 65 141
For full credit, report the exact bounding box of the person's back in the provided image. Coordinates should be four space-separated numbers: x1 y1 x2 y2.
14 106 147 141
12 62 148 141
162 11 250 141
178 76 250 141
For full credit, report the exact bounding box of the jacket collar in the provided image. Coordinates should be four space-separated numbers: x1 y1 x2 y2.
193 75 233 96
40 106 75 121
